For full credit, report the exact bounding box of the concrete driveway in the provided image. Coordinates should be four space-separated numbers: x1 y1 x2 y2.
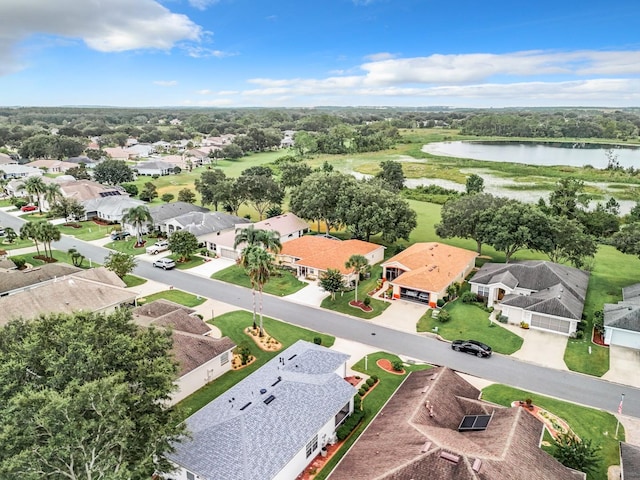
188 257 235 277
603 345 640 388
369 299 429 334
503 325 568 370
284 280 329 307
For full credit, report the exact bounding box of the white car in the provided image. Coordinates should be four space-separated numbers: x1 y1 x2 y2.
146 240 169 255
152 258 176 270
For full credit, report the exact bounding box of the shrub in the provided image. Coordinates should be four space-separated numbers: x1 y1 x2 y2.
353 394 362 411
363 296 371 307
437 310 451 323
358 387 366 396
575 331 584 340
121 183 138 197
461 291 478 303
498 314 509 323
365 377 375 387
11 257 26 269
313 336 322 345
234 342 252 365
362 383 370 392
336 409 365 441
370 375 378 382
391 360 403 371
436 299 445 308
13 199 28 209
151 174 160 179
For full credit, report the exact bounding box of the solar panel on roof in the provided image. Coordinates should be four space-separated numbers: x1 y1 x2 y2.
458 414 492 432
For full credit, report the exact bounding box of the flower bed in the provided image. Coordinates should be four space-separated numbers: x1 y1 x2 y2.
244 327 283 351
349 300 373 312
376 358 405 375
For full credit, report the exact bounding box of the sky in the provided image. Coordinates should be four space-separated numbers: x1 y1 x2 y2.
1 0 639 108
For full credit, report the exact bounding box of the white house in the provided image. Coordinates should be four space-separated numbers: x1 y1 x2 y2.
604 284 640 349
82 196 146 223
161 211 249 240
164 340 356 480
470 260 589 336
0 163 43 180
133 160 174 176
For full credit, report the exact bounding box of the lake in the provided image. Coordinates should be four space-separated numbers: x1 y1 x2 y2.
422 141 640 169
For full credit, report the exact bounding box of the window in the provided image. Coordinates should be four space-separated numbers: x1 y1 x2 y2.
306 435 318 458
186 471 195 480
220 351 229 365
477 286 490 298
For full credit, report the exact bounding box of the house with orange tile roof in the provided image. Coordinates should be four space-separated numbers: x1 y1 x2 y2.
277 236 385 282
381 242 477 307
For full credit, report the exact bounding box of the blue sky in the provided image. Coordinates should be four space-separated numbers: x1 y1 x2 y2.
1 0 639 108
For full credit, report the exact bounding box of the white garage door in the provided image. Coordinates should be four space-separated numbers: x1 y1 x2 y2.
530 314 571 334
219 248 237 260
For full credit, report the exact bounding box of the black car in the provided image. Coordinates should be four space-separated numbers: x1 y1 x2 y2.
110 231 131 240
451 339 492 358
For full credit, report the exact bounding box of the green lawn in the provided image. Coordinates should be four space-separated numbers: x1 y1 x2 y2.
167 253 208 270
418 300 524 355
211 264 307 296
314 352 431 480
57 221 114 241
320 265 391 319
482 384 622 480
0 237 34 251
104 236 154 256
9 250 98 269
122 274 147 287
177 310 335 419
138 289 206 307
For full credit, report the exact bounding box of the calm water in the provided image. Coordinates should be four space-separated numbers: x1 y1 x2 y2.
422 141 640 169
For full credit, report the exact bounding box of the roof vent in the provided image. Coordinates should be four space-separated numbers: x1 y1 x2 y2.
439 452 459 464
264 395 276 405
288 354 297 360
260 388 267 394
421 441 432 453
271 376 282 387
472 459 482 472
239 402 252 411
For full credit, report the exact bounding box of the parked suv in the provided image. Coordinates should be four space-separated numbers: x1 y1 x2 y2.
152 258 176 270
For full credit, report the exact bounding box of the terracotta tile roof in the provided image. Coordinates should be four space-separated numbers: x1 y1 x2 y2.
329 367 584 480
382 243 477 292
279 236 384 274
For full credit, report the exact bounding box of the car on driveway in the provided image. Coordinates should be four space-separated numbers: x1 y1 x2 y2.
146 240 170 255
451 339 492 358
21 205 37 212
110 231 131 240
152 258 176 270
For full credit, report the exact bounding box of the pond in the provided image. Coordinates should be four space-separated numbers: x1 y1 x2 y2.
422 141 640 169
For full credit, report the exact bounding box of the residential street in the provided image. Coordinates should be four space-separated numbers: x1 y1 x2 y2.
2 210 640 419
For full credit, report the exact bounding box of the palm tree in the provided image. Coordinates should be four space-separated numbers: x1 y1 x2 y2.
43 183 62 211
38 222 61 260
233 225 282 253
20 221 42 257
121 205 153 246
247 247 274 337
18 176 46 213
237 244 261 330
345 254 370 303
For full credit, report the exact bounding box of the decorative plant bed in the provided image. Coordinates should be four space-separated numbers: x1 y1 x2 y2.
512 401 577 440
244 327 283 351
592 327 607 347
232 353 256 370
376 358 405 375
349 300 373 312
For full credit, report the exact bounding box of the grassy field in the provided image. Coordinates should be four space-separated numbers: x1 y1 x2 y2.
314 352 431 480
482 384 622 480
177 310 335 419
320 265 391 319
138 289 206 307
418 300 524 355
211 264 307 296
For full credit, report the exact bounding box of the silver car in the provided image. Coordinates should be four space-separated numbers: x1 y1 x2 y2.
152 258 176 270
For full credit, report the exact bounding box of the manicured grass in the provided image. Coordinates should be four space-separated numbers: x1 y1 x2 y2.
57 221 114 241
167 253 208 270
418 300 524 355
482 384 622 480
139 289 206 307
211 264 307 296
416 309 433 332
0 237 34 251
122 274 147 287
104 236 154 256
9 250 99 269
177 310 335 418
314 352 431 480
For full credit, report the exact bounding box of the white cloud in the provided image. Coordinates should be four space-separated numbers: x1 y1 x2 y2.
154 80 178 87
364 52 396 62
195 89 213 95
189 0 220 10
0 0 202 74
183 45 235 58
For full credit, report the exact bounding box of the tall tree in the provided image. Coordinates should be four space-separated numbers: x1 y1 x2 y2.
233 225 282 253
278 159 313 190
245 246 275 337
0 309 184 479
18 176 46 212
436 193 509 254
465 173 485 194
50 197 85 223
194 169 226 210
345 254 370 303
529 215 597 267
375 160 405 192
19 221 42 257
547 177 589 219
121 205 153 246
93 159 134 185
319 268 345 301
235 174 284 220
43 183 62 210
553 433 601 474
139 182 158 202
104 251 138 278
611 223 640 258
38 222 61 259
177 188 196 204
168 230 199 262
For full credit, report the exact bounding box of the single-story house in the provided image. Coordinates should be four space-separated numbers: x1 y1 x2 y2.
0 163 43 180
162 211 249 240
127 143 155 158
620 442 640 480
0 152 18 165
58 179 128 203
132 300 236 404
143 202 210 235
0 267 137 325
0 263 82 296
103 147 134 161
603 284 640 349
133 159 174 176
381 242 477 307
277 236 385 282
164 340 356 480
470 260 589 336
83 196 146 223
66 156 98 168
27 159 77 173
202 213 309 260
328 367 585 480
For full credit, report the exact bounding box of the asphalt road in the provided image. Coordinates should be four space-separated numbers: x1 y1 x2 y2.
2 210 639 418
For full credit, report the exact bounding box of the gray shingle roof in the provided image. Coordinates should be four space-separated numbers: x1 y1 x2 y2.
168 340 354 480
171 211 249 237
148 202 209 224
501 283 586 320
604 302 640 332
621 442 640 480
623 284 640 304
0 263 81 295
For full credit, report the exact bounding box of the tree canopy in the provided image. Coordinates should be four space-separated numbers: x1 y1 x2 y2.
0 309 184 479
93 159 134 185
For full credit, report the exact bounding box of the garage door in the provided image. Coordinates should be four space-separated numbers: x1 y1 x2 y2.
219 248 237 260
530 314 571 334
